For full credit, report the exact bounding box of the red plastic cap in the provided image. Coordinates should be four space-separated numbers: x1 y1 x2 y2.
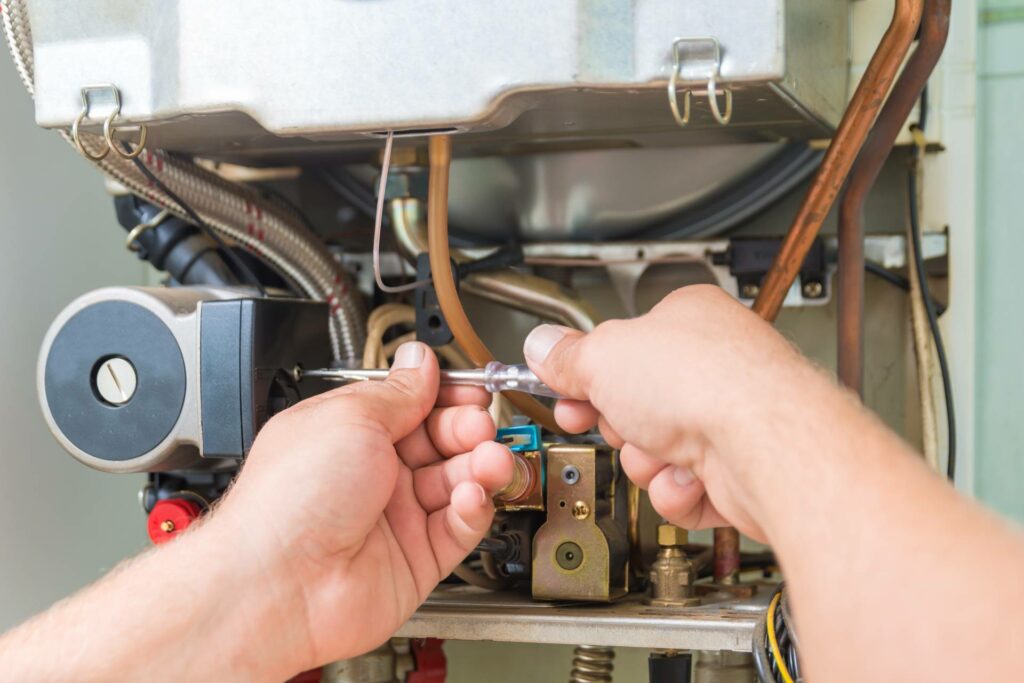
407 638 447 683
147 499 201 545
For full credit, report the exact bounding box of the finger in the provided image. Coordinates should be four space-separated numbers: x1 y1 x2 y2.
619 443 669 489
523 324 594 400
314 342 439 443
413 441 514 512
598 416 625 449
437 385 492 408
428 481 495 574
554 399 599 434
647 466 729 530
425 404 496 457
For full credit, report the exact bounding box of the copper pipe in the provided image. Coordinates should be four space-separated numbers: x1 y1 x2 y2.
713 528 741 585
837 0 951 396
426 135 562 432
752 0 924 323
716 0 925 582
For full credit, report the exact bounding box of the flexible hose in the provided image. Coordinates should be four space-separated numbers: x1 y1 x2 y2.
1 0 33 94
425 136 561 433
1 1 365 364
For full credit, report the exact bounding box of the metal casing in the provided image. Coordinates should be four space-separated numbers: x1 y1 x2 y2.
27 0 848 159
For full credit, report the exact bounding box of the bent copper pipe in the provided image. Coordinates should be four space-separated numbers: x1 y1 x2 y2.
716 0 925 583
752 0 924 323
837 0 951 396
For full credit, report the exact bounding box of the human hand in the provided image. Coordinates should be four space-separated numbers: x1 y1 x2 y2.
214 341 514 671
523 285 820 543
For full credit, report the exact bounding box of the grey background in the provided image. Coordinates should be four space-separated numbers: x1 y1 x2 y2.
0 54 148 631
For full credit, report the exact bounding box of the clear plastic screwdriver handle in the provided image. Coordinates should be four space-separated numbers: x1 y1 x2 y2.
445 362 562 398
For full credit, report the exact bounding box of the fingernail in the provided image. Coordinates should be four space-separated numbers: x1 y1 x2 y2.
524 325 568 364
474 483 488 506
673 466 696 488
392 342 425 369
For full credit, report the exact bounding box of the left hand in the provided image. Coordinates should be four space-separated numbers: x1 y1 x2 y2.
214 341 513 671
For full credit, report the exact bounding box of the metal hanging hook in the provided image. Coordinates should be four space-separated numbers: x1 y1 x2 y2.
667 37 733 127
105 114 148 159
71 85 148 161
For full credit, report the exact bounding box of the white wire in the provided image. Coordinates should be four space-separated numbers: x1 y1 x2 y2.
373 130 431 294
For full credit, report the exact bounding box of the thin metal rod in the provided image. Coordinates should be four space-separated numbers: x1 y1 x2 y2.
303 367 487 385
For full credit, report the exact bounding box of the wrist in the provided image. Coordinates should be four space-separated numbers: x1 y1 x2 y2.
184 510 316 679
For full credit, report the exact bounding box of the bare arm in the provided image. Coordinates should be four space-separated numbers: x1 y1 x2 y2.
0 343 512 681
525 285 1024 682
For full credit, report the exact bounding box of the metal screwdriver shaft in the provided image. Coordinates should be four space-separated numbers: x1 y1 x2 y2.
301 361 563 399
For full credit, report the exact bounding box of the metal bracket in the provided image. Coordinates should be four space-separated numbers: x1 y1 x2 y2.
71 84 147 161
668 37 733 127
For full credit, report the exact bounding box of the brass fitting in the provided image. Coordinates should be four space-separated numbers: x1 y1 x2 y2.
657 524 688 547
648 525 699 607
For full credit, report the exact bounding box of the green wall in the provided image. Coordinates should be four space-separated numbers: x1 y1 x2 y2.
976 1 1024 520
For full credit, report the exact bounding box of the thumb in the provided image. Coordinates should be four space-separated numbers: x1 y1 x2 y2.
319 341 440 443
523 324 596 401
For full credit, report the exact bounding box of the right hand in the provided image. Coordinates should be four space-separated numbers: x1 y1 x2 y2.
524 285 818 543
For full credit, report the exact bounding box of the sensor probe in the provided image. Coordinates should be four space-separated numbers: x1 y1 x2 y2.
301 361 563 399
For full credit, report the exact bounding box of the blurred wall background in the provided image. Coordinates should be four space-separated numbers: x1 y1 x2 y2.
0 55 148 631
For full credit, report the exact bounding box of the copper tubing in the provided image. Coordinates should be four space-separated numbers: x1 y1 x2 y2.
715 0 925 583
426 136 562 432
713 528 741 585
752 0 924 323
837 0 951 396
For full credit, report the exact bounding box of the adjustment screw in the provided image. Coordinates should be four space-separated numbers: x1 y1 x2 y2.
561 465 581 485
740 283 760 299
572 501 591 520
93 357 137 405
802 280 824 298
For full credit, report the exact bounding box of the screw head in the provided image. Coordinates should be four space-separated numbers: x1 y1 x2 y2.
561 465 581 485
802 280 824 298
93 356 137 405
571 501 591 520
740 283 760 299
159 520 175 533
555 541 584 570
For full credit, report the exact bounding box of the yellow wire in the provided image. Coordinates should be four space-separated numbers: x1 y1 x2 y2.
767 591 796 683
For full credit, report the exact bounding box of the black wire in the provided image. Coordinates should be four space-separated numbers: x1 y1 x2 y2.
918 84 930 134
910 84 955 482
865 260 947 316
126 145 267 297
865 260 911 291
908 165 956 482
318 167 380 221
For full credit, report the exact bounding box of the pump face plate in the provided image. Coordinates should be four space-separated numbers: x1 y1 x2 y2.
44 301 186 461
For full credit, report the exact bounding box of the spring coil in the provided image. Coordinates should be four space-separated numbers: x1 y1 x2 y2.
570 645 615 683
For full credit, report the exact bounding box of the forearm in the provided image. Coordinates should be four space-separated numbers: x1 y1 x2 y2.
724 358 1024 681
0 516 309 682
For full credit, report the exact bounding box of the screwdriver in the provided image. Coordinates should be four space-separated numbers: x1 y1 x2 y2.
300 361 563 399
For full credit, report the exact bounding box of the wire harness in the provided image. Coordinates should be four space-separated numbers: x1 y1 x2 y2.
753 583 802 683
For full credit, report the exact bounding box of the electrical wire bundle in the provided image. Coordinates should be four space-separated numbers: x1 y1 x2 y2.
753 583 802 683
